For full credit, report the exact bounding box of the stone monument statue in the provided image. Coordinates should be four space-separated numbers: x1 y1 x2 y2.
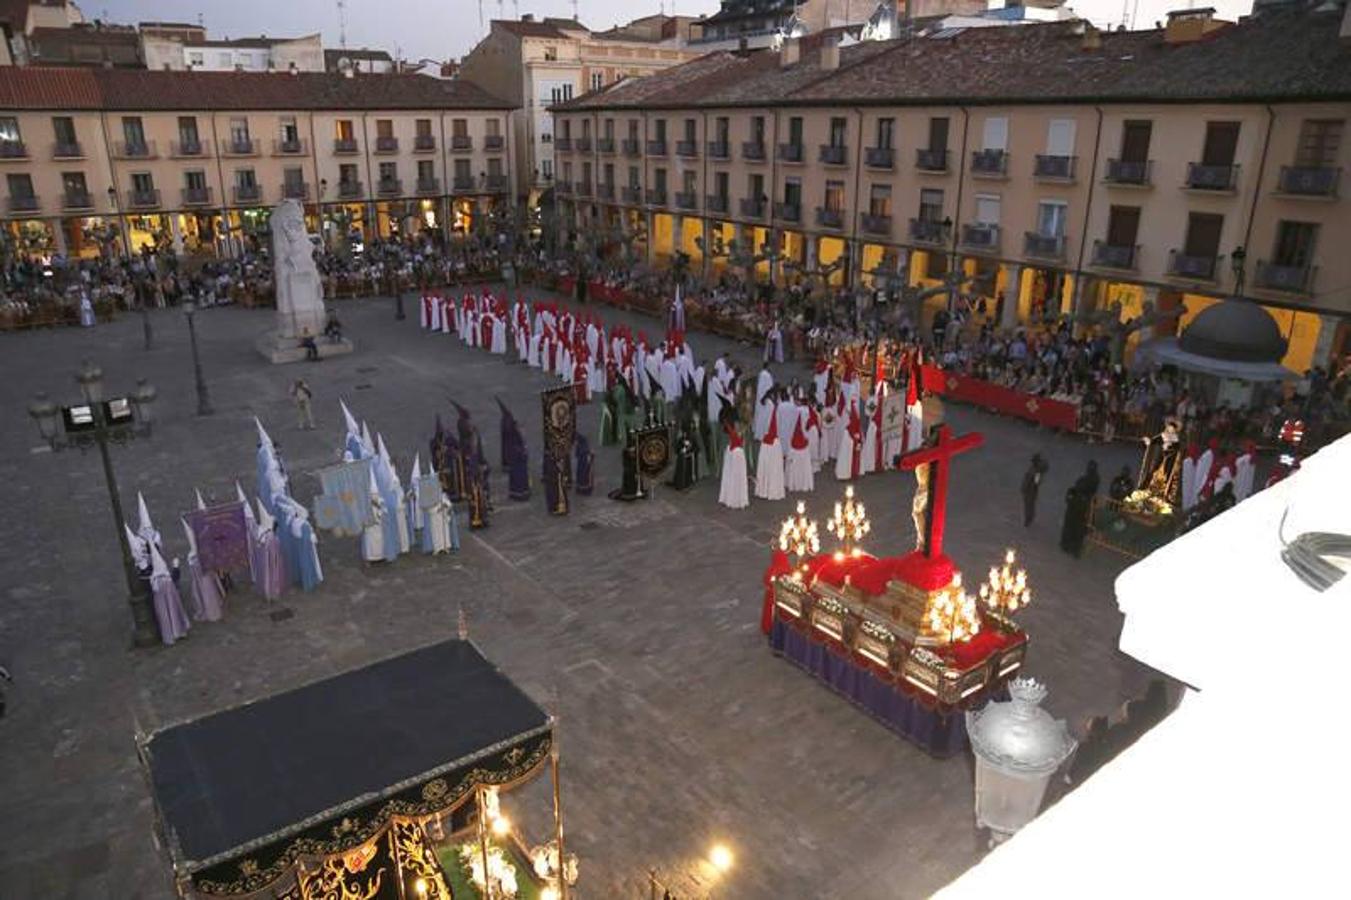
256 199 353 363
273 199 326 340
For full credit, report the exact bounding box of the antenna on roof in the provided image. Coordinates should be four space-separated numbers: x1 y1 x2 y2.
336 0 348 49
478 0 485 31
572 0 580 22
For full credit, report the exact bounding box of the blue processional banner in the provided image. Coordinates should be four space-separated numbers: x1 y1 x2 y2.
313 458 374 537
186 502 251 573
416 474 445 511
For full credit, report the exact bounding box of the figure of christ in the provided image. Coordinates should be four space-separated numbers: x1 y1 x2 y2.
899 425 985 561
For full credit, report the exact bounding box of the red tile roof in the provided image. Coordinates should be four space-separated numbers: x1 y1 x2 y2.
0 66 516 110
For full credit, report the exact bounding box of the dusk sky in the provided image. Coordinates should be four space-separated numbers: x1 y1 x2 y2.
96 0 1254 63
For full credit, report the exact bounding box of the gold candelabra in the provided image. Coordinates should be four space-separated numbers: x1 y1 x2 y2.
925 573 981 645
778 501 820 567
826 485 870 558
978 549 1030 629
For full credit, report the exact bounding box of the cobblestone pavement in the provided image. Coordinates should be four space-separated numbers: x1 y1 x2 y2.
0 292 1158 899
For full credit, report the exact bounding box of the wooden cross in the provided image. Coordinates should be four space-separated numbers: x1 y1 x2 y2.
898 425 984 559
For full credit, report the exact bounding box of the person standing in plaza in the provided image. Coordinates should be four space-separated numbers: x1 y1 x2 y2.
291 380 315 430
1021 454 1048 527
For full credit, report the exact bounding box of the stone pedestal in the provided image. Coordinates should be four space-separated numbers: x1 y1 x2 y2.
255 332 354 364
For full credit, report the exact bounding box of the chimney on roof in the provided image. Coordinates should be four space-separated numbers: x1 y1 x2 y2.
521 13 534 22
781 36 800 67
1163 7 1225 44
1080 21 1102 50
820 36 840 71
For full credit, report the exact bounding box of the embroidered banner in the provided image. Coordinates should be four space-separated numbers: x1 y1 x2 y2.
541 385 576 464
416 474 445 511
186 502 251 573
313 459 374 537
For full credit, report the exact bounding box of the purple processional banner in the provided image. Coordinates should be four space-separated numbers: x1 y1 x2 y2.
186 502 251 573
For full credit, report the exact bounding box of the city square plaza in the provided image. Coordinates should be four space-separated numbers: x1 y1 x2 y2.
0 290 1341 898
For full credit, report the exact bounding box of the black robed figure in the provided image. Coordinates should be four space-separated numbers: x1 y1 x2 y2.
609 430 646 502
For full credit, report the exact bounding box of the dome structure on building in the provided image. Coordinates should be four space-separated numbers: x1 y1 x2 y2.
1177 299 1288 364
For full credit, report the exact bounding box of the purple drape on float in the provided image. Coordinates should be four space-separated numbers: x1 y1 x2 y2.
770 618 968 757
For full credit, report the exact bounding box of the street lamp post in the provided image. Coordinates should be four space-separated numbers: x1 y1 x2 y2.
29 361 160 647
108 186 152 350
183 302 213 416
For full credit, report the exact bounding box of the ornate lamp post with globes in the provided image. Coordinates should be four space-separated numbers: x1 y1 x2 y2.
27 360 160 646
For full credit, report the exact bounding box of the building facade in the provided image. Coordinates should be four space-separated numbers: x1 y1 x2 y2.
0 67 517 259
458 15 701 203
554 7 1351 370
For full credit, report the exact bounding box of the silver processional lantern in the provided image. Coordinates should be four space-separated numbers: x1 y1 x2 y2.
966 677 1076 846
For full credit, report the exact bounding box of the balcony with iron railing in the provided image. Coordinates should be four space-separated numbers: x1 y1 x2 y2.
596 183 615 200
621 186 642 204
416 176 440 195
1168 249 1222 280
645 187 668 207
171 138 207 158
337 180 364 198
575 137 592 152
706 193 729 214
916 148 949 172
115 140 157 159
375 136 399 154
1104 158 1152 186
1255 260 1316 293
961 223 1001 253
774 201 801 223
334 138 360 154
222 138 259 157
414 134 437 152
1091 240 1139 270
777 142 804 163
127 187 161 208
1276 165 1340 198
233 184 263 204
864 146 894 169
485 135 505 151
707 140 730 160
646 139 668 156
555 180 572 196
453 175 475 191
274 138 307 156
596 137 615 154
1185 162 1239 191
6 193 39 213
676 140 698 158
621 138 641 156
1033 154 1076 181
377 177 402 196
815 206 844 229
675 191 698 210
860 212 891 236
575 180 593 197
819 144 848 166
52 141 83 160
742 141 766 162
181 186 213 206
486 174 508 192
554 137 573 152
740 197 767 219
909 217 949 245
1024 231 1067 260
63 190 93 210
971 149 1008 178
0 139 28 159
1084 238 1138 270
281 181 309 200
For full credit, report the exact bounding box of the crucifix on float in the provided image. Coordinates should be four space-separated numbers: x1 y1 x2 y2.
898 425 984 559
